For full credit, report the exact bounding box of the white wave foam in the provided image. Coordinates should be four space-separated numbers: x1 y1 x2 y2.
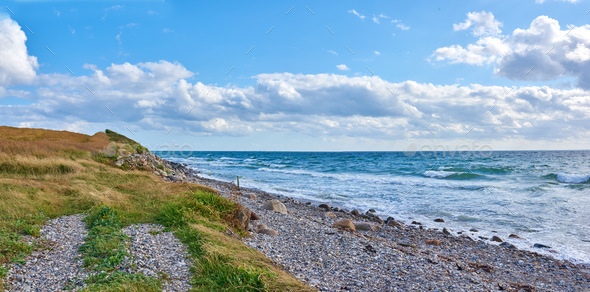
557 173 590 184
423 170 456 178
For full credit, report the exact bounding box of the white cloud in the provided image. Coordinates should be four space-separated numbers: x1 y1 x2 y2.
453 11 502 37
374 50 380 55
0 16 38 86
536 0 578 3
434 15 590 89
396 23 410 31
348 9 365 20
336 64 350 71
372 16 379 24
327 50 338 56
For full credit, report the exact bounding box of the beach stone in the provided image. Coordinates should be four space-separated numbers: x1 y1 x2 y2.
233 206 251 230
425 239 440 246
324 212 337 218
443 228 451 235
509 234 523 239
250 212 260 221
262 199 288 214
500 242 516 249
333 219 356 231
258 228 279 236
247 193 257 200
351 209 360 216
434 218 445 223
534 243 552 249
411 221 422 225
387 219 403 227
490 236 503 243
354 222 380 231
254 223 269 232
469 228 479 232
368 209 376 213
319 204 331 210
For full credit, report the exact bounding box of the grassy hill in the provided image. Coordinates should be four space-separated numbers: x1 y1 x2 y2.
0 126 309 291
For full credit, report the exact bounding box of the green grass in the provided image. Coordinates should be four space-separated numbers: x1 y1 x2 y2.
0 161 75 176
79 271 162 292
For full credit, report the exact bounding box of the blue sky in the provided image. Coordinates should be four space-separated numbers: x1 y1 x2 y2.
1 0 589 151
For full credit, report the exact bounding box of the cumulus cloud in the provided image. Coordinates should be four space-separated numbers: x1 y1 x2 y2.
434 14 590 89
0 16 38 86
1 60 589 143
535 0 578 3
336 64 350 71
453 11 502 37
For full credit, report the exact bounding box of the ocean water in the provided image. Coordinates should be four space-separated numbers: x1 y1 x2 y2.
156 150 590 264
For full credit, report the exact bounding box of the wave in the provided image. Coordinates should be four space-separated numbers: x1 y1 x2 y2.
424 170 483 180
543 173 590 184
438 166 513 175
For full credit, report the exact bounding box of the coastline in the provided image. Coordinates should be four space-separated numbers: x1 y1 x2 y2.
159 156 590 291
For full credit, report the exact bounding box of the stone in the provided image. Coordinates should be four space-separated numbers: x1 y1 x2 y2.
500 242 516 249
318 204 331 210
233 206 251 230
387 220 403 227
368 208 376 213
425 239 440 246
324 212 337 218
250 212 260 221
333 219 356 231
509 234 523 239
115 159 124 167
534 243 551 249
254 223 268 232
469 228 479 232
434 218 445 223
351 209 360 216
443 228 451 235
490 236 503 243
262 199 287 214
258 228 278 236
411 221 422 225
247 194 257 200
354 222 380 231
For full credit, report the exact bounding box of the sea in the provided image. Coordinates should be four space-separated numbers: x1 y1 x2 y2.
155 150 590 265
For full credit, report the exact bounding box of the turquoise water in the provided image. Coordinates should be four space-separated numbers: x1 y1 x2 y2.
156 150 590 264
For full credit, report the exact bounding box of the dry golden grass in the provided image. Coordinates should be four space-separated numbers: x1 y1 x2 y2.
0 126 109 157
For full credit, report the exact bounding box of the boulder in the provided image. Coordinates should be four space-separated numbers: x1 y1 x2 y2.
425 239 440 246
387 219 403 227
258 228 278 236
333 219 356 231
233 206 251 230
508 234 523 239
500 242 516 249
533 243 551 249
411 221 422 225
434 218 445 223
253 223 268 232
351 209 361 216
247 194 257 200
262 199 287 214
250 212 260 221
469 228 479 232
490 236 503 243
442 228 451 235
323 212 337 218
318 204 330 210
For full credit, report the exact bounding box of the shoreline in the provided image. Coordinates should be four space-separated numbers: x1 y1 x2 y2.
159 156 590 290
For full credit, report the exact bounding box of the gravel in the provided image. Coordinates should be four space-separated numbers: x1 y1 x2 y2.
122 224 192 292
6 214 89 291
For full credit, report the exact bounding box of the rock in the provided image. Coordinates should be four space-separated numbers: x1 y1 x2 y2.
333 219 356 231
354 222 380 231
318 204 331 210
258 228 278 236
324 212 337 218
434 218 445 223
425 239 440 246
509 234 523 239
442 228 451 235
262 199 287 214
368 208 376 213
490 236 503 243
469 228 479 232
233 206 251 230
250 212 260 221
254 223 268 232
500 242 516 249
534 243 551 249
115 159 124 167
247 194 257 200
411 221 422 225
351 209 361 216
387 220 403 227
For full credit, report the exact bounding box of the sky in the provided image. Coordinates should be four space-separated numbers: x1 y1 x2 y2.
0 0 589 151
